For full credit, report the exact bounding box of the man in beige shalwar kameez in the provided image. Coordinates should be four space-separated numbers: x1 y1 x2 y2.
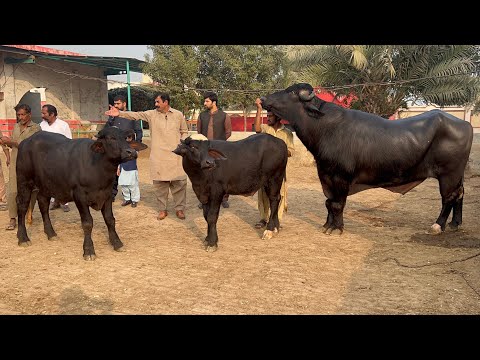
253 98 295 229
105 93 189 220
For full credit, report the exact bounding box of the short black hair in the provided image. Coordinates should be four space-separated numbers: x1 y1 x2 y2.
14 104 31 113
154 92 170 104
42 104 58 116
114 95 127 103
203 91 218 105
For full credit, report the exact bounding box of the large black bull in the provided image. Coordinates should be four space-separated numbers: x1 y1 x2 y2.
173 134 287 251
16 126 147 260
261 83 473 235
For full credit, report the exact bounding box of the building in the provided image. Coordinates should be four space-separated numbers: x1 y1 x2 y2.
0 45 145 137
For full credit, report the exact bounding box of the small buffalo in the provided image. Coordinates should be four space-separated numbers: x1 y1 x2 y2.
16 126 147 260
173 134 287 251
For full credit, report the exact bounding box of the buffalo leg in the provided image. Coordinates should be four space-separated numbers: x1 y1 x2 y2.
449 196 463 230
74 200 96 260
323 199 334 231
202 202 210 221
203 195 222 252
101 199 124 251
448 180 464 230
431 177 463 233
262 178 282 240
321 175 349 235
37 194 57 239
16 183 33 247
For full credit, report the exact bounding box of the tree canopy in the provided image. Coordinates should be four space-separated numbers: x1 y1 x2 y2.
142 45 286 122
288 45 480 118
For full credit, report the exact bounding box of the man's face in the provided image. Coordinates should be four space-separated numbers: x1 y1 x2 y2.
266 111 280 126
113 100 126 111
16 109 31 126
41 107 55 123
155 96 168 112
203 98 214 110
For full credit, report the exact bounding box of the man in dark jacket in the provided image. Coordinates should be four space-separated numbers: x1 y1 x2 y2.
197 92 232 208
104 95 143 202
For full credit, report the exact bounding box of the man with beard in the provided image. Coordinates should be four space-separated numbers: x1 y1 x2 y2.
253 97 294 229
196 92 232 208
105 92 188 220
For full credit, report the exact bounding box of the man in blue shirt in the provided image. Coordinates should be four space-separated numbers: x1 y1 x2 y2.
104 95 143 202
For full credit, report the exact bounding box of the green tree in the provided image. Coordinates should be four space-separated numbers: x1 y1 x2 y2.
142 45 202 119
108 86 158 111
197 45 286 130
289 45 480 118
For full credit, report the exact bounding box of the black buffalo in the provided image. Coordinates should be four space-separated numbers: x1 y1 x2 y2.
261 83 473 235
173 134 287 251
16 126 147 260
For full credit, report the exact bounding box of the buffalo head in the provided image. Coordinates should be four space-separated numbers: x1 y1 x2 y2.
173 135 227 170
91 126 148 162
261 83 324 120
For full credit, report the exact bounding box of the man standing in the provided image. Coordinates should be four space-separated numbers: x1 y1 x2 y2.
105 92 188 220
0 104 41 230
253 98 295 229
40 104 73 212
104 95 143 202
196 92 232 208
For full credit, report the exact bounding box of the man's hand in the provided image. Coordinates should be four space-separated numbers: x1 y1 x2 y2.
1 136 10 146
255 98 263 109
104 104 120 117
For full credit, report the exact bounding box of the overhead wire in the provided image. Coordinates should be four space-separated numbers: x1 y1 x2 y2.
3 61 477 95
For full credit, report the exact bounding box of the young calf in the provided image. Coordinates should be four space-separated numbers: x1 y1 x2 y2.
173 133 288 251
16 127 147 260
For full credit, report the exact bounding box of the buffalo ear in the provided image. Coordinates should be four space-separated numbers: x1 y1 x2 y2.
129 141 148 151
306 103 324 117
172 145 188 156
208 148 227 160
90 141 105 153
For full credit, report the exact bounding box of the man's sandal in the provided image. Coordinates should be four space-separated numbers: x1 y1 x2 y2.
5 221 16 231
254 219 267 229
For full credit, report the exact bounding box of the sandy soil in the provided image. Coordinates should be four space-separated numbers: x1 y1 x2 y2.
1 139 480 315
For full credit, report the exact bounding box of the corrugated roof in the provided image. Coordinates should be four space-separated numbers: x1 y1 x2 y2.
1 45 146 75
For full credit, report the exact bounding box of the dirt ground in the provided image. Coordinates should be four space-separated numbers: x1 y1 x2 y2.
1 138 480 315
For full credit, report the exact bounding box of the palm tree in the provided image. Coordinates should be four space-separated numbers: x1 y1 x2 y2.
288 45 480 118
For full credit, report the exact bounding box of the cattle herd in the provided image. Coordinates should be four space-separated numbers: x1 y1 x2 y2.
14 83 474 261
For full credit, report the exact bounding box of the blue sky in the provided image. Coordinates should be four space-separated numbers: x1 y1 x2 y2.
40 45 152 82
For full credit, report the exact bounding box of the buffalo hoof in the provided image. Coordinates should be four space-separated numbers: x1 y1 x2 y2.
262 229 277 240
426 223 442 235
204 244 218 252
115 246 125 252
447 222 460 232
323 226 343 235
83 254 96 261
18 241 32 247
47 233 58 240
